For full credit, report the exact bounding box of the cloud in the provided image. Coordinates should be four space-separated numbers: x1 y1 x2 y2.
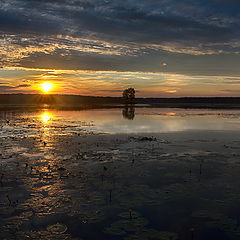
0 0 240 75
17 84 31 87
1 67 240 96
99 89 140 93
0 83 31 91
221 89 240 93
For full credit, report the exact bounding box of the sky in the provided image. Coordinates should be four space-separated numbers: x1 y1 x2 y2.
0 0 240 97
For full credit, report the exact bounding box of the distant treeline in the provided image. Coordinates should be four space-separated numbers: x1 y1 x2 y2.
0 94 123 105
1 94 240 109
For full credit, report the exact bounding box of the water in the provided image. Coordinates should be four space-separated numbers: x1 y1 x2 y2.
1 108 240 137
1 107 240 240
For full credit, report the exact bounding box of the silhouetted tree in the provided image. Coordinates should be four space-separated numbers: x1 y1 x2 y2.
122 88 135 103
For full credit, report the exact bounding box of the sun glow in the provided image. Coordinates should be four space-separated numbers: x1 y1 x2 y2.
41 82 53 93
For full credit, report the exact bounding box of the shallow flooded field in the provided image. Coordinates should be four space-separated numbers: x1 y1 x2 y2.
1 107 240 240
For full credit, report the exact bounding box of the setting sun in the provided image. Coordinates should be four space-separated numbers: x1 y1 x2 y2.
41 82 53 93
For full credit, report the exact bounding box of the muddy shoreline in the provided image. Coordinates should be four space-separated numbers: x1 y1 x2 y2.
1 130 240 239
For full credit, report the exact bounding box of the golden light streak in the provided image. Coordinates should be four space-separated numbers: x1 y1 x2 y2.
166 112 176 116
165 90 177 93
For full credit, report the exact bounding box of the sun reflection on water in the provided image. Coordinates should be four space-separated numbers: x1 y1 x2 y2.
40 111 54 124
38 111 55 145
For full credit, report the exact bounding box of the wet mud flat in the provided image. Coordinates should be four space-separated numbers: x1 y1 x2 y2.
1 129 240 240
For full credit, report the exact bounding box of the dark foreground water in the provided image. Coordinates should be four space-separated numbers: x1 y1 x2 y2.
1 107 240 240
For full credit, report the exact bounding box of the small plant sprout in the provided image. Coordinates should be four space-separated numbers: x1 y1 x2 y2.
189 227 195 240
129 209 133 220
0 173 4 182
109 189 112 203
6 194 12 206
131 151 135 165
199 159 203 175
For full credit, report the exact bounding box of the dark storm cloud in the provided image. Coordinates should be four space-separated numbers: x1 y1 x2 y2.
1 0 239 43
1 0 240 74
0 2 67 36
